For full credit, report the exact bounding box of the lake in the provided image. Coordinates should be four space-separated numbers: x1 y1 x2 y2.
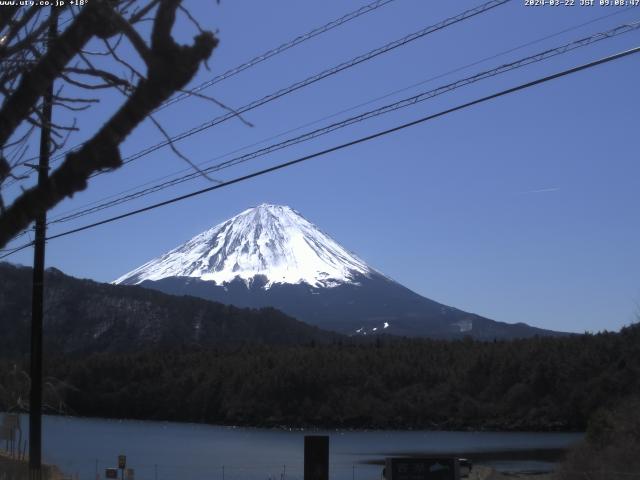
15 415 582 480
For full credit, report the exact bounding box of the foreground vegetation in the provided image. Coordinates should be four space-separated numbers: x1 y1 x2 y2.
0 451 62 480
2 324 638 431
557 396 640 479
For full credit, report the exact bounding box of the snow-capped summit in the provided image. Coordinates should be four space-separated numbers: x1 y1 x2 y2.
114 204 374 288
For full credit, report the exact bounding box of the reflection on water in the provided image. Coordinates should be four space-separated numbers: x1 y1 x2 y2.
28 415 581 480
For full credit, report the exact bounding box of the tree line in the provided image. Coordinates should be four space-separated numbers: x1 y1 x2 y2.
2 324 638 431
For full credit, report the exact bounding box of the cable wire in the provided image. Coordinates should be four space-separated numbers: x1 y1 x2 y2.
46 20 640 225
157 0 399 111
0 241 34 259
1 44 628 254
7 0 395 177
46 5 636 224
10 0 506 184
106 0 510 174
3 0 399 182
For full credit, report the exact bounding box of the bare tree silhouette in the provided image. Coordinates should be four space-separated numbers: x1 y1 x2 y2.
0 0 218 248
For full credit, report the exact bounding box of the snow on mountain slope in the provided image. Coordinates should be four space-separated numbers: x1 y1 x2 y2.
114 204 375 288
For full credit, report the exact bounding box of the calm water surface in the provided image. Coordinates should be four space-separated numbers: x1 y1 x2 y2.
29 415 582 480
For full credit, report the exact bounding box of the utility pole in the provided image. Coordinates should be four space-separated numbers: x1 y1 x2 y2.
30 7 57 479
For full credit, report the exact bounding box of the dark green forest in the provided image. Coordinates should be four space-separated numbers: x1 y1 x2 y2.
0 263 338 357
2 324 638 431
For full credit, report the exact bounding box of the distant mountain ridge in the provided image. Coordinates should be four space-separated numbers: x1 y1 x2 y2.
0 262 339 357
116 204 565 340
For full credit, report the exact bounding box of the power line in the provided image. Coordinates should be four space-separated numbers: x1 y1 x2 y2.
104 0 509 174
46 20 640 226
4 44 630 251
5 0 505 188
46 5 636 225
4 0 398 181
0 0 511 240
156 0 399 111
0 242 33 257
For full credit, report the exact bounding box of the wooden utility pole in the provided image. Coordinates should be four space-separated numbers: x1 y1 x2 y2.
30 7 57 479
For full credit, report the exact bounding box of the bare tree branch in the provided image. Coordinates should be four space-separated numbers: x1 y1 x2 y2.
0 0 218 248
102 37 146 81
129 0 161 24
63 67 133 90
176 88 254 127
0 6 20 33
0 3 102 146
148 113 221 183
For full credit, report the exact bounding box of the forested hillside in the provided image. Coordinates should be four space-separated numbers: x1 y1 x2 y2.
0 263 339 356
2 324 636 431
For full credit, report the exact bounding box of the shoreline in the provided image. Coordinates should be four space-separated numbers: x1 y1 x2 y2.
17 410 584 435
472 465 555 479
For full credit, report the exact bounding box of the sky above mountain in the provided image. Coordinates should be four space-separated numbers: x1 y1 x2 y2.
3 1 639 333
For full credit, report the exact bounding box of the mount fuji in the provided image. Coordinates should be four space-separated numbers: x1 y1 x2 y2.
115 204 561 339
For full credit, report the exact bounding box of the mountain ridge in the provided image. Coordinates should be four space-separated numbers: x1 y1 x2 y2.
142 273 564 340
115 204 566 340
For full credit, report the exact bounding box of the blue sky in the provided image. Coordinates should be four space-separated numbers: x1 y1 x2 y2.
4 0 640 333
